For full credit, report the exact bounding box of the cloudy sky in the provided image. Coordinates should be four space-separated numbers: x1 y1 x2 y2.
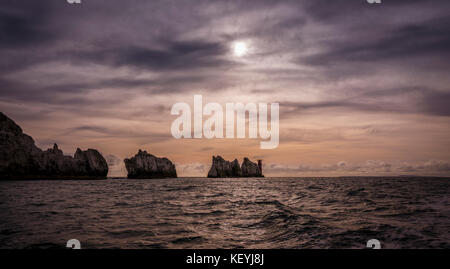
1 0 450 177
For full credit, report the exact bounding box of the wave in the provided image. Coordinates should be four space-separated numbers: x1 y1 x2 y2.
163 185 196 192
107 229 155 239
346 188 367 196
170 236 205 244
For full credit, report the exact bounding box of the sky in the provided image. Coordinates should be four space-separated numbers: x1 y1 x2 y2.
1 0 450 177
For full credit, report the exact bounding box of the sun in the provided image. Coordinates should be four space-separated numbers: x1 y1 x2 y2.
232 41 248 57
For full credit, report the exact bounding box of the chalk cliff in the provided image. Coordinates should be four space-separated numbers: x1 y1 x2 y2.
124 149 177 179
0 112 108 179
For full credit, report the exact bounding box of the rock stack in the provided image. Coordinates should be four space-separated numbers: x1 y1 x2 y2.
241 157 263 177
207 156 264 178
124 149 177 179
207 156 242 178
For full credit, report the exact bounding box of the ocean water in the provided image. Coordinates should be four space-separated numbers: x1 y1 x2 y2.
0 177 449 249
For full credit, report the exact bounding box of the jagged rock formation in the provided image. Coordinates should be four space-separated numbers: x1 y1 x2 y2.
231 159 242 177
241 157 263 177
207 156 263 178
207 156 242 178
124 149 177 179
0 112 108 179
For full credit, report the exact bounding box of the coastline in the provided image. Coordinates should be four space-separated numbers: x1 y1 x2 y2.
2 175 450 181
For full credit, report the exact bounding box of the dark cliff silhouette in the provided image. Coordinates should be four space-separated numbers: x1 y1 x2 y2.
0 112 108 179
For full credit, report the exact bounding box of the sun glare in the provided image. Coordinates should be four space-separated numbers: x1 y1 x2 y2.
233 41 248 57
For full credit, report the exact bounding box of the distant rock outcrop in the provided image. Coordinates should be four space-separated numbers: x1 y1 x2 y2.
207 156 263 178
231 159 242 177
207 156 242 178
241 157 263 177
0 112 108 179
124 149 177 179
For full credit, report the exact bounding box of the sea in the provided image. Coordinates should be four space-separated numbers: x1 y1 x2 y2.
0 177 449 249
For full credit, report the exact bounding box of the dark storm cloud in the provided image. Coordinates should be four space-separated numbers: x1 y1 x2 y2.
303 0 447 23
72 40 233 71
282 100 390 114
66 125 172 142
2 0 449 73
288 0 450 94
0 78 110 105
0 40 233 74
0 71 235 107
0 1 58 48
301 16 450 67
282 87 450 117
362 87 450 116
0 0 235 74
360 87 450 117
0 1 65 73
